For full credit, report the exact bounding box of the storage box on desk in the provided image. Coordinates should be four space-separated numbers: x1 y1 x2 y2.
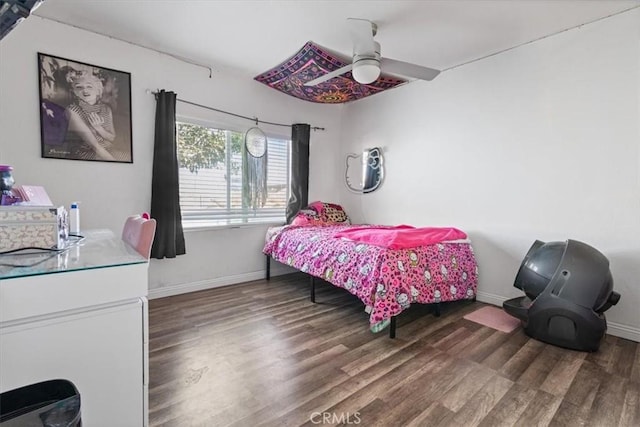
0 206 67 252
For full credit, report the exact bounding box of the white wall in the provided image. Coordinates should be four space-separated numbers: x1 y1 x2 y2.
0 17 343 295
338 10 640 341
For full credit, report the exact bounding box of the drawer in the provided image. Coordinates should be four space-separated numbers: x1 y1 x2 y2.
0 263 148 322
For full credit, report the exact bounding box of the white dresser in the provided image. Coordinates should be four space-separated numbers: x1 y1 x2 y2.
0 230 149 426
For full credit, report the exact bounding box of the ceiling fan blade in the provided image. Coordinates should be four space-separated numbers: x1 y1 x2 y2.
304 64 353 86
380 57 441 81
347 18 376 54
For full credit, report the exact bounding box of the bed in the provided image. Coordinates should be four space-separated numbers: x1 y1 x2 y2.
263 204 478 337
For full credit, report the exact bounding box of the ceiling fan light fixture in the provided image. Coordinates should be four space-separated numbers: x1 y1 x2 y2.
352 58 380 84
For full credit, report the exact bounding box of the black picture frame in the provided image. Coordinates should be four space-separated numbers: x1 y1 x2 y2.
38 52 133 163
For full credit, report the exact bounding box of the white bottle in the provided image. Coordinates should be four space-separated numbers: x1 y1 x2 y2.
70 202 80 234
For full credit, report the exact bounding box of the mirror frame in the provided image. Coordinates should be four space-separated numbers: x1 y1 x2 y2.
345 147 384 194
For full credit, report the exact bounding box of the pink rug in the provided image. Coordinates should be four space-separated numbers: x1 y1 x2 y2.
464 306 521 333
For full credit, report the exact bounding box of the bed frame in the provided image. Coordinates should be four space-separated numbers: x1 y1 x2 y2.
265 255 441 338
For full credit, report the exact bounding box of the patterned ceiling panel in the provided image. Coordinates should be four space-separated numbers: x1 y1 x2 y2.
254 42 407 104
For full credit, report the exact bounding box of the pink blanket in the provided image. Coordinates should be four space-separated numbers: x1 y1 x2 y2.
333 225 467 249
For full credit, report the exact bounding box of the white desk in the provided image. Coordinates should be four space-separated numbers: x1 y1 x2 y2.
0 230 149 426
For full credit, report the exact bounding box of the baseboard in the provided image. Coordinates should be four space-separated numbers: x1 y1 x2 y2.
148 263 295 299
148 272 261 299
606 321 640 343
475 291 510 307
475 291 640 343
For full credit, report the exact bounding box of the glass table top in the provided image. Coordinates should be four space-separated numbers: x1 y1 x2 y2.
0 229 147 280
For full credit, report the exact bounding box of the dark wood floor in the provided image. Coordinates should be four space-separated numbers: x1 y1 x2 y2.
148 273 640 426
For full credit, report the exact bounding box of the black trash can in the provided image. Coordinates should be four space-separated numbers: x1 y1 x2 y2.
0 379 81 426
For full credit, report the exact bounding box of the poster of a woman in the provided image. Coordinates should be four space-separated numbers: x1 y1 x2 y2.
38 53 132 163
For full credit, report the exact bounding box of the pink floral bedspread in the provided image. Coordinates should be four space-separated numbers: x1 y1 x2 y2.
263 224 478 332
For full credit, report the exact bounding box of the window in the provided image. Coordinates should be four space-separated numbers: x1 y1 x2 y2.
177 120 290 227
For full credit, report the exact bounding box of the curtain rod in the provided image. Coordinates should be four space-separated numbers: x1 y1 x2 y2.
149 90 325 131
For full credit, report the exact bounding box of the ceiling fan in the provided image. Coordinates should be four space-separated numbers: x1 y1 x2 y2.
305 18 440 87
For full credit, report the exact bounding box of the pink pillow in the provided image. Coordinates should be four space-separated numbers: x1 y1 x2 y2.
291 202 350 226
290 214 314 226
318 202 350 224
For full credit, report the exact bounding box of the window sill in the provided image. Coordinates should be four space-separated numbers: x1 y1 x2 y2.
182 220 286 232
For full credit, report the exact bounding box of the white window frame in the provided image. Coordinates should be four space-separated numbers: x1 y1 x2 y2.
176 116 290 229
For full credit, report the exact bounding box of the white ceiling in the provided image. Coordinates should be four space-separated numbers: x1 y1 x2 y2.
33 0 640 78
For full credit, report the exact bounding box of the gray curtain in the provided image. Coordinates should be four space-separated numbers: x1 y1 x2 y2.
286 123 311 223
150 90 186 259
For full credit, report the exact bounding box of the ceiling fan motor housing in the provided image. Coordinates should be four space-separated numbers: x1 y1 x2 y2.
352 42 381 84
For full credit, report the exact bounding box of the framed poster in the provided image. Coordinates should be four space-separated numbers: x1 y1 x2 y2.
38 53 133 163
